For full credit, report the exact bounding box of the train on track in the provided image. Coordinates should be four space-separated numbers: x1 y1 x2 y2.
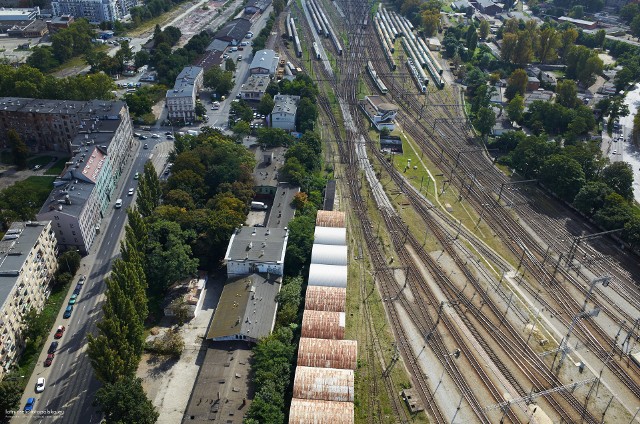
312 42 321 60
290 16 303 58
366 61 388 94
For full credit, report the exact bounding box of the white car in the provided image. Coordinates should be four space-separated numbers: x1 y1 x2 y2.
151 134 160 138
36 378 45 393
128 188 134 196
115 199 123 208
612 150 617 154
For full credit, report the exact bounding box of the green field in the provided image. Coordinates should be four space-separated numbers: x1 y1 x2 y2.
45 157 70 176
27 156 54 167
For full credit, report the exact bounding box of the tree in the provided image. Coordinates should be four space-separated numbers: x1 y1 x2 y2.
614 67 634 92
539 155 585 201
505 94 524 123
136 160 161 217
225 58 236 72
257 93 275 116
512 31 533 66
537 27 560 63
602 162 634 200
624 215 640 248
632 15 640 39
95 377 159 424
620 3 640 24
569 5 584 18
633 111 640 146
421 10 440 37
555 79 579 108
505 69 528 101
593 192 633 230
466 25 478 52
0 380 22 421
232 120 250 139
566 45 603 86
58 249 82 274
559 28 578 60
501 32 517 62
230 100 254 122
573 181 613 217
134 50 150 68
296 97 318 132
506 135 558 177
284 214 315 274
7 129 29 169
479 20 490 39
195 101 206 117
473 107 496 138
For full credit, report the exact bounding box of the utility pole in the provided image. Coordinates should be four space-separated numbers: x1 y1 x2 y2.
552 308 601 373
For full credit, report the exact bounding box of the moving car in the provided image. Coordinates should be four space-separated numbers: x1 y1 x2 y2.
63 305 73 318
115 199 123 208
24 398 35 412
68 294 78 305
139 135 147 140
54 325 65 339
44 354 54 367
134 172 139 179
33 165 41 171
151 134 160 138
48 341 58 354
167 135 174 139
36 378 45 393
612 150 617 154
144 143 149 149
128 188 134 196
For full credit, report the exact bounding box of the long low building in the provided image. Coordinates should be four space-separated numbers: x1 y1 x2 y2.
316 210 345 228
292 366 354 402
224 226 289 276
304 286 346 312
311 244 348 266
314 226 346 246
301 310 345 340
289 398 354 424
297 338 357 370
308 264 347 288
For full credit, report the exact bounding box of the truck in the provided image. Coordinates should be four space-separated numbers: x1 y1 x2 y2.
251 201 268 210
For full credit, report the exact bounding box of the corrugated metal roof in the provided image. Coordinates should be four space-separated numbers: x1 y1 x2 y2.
314 226 346 246
292 366 354 402
289 398 354 424
302 310 345 340
308 264 347 288
311 244 348 266
316 210 345 227
298 338 357 369
304 286 346 312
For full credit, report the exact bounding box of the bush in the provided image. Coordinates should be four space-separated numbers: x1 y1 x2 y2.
144 328 184 358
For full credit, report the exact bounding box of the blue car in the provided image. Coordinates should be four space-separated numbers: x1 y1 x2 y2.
24 398 35 412
63 305 73 319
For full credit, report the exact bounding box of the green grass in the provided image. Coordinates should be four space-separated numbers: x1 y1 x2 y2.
17 176 56 194
27 156 54 167
0 150 13 165
45 157 70 176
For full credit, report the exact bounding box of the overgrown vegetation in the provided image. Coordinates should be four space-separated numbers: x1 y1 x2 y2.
0 176 57 231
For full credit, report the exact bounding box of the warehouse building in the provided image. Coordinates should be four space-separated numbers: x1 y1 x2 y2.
289 398 354 424
311 244 348 266
304 286 346 312
315 210 345 229
301 310 345 340
224 226 289 276
308 263 348 288
314 226 346 246
292 366 354 402
249 49 279 76
214 18 251 45
297 338 357 369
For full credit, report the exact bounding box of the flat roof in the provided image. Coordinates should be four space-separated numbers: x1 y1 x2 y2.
273 94 299 115
206 273 281 340
241 74 271 94
215 18 251 41
167 66 202 99
224 226 288 263
266 183 299 228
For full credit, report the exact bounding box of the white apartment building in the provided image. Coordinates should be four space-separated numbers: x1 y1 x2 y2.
0 221 57 378
51 0 135 23
166 66 204 123
37 100 134 254
271 94 300 131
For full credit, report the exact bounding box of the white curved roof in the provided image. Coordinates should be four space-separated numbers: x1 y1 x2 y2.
311 244 348 266
308 264 347 288
314 227 346 246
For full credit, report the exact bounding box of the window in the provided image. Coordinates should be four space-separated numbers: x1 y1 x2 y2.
72 231 76 236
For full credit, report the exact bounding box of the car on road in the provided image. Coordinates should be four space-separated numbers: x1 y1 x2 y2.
68 294 78 305
134 172 139 179
115 199 123 208
152 134 160 138
63 305 73 318
237 55 242 61
139 135 147 140
24 398 35 412
165 131 172 135
36 378 45 393
143 143 149 149
128 188 134 196
54 325 65 339
44 354 54 367
612 150 617 154
167 135 174 139
48 341 58 354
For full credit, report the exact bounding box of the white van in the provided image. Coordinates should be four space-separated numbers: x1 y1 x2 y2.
115 199 123 208
251 201 268 210
230 46 238 52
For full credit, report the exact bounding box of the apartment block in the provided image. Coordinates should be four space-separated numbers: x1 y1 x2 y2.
166 66 204 123
51 0 136 23
0 221 57 378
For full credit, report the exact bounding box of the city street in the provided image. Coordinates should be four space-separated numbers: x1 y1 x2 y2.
16 136 172 423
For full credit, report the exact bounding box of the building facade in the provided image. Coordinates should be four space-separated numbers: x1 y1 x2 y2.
240 74 271 101
51 0 135 23
249 49 279 76
224 227 289 276
0 221 57 378
166 66 203 123
271 94 299 131
36 100 134 254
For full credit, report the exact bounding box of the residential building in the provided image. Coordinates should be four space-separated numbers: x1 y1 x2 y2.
271 94 299 131
249 49 279 76
359 95 398 131
474 0 502 15
244 0 271 14
214 18 251 45
36 100 134 254
5 19 48 37
206 273 281 343
0 7 40 21
0 97 130 153
0 221 57 378
527 76 540 91
166 66 203 123
240 74 271 101
46 14 74 33
224 226 289 276
51 0 136 23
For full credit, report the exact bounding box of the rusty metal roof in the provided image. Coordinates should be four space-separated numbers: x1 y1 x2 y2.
301 310 345 340
297 337 357 370
292 366 354 402
289 398 354 424
304 286 346 312
316 210 346 228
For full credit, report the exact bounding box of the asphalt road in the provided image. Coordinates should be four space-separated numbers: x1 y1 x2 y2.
16 137 171 423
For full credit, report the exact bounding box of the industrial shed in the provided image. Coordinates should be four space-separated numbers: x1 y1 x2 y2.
311 244 348 266
301 310 346 340
308 264 348 288
292 366 354 402
316 210 346 228
314 226 346 246
297 337 357 369
304 286 346 312
289 398 354 424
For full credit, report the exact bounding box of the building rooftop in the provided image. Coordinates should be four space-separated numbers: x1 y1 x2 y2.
0 8 39 19
253 145 284 189
0 221 51 310
245 0 272 12
308 264 348 288
241 74 271 94
311 244 348 266
272 94 300 116
314 226 346 245
301 310 346 339
297 337 358 369
322 180 337 211
166 66 202 99
214 18 251 41
558 16 596 26
206 273 281 341
292 366 354 402
289 398 354 424
249 49 279 73
224 226 288 263
304 286 346 312
266 183 299 228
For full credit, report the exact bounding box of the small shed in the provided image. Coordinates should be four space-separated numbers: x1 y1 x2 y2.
304 286 346 312
314 226 346 246
292 366 354 402
301 310 346 339
289 398 354 424
297 337 358 369
308 264 348 288
316 210 346 228
311 244 348 266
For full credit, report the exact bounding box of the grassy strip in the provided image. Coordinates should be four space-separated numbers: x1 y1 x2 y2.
45 157 71 176
16 176 56 195
27 156 54 167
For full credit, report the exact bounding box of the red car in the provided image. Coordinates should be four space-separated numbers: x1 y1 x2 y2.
54 325 65 339
44 353 54 367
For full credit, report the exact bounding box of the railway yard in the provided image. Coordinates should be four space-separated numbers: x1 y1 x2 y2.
278 0 640 422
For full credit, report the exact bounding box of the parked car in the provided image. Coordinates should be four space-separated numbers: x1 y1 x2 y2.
48 341 58 354
143 143 149 149
36 378 45 393
79 274 86 283
44 354 54 367
151 134 160 138
54 325 65 339
63 305 73 318
24 398 35 412
167 135 174 139
68 294 78 305
139 135 147 140
32 165 41 171
73 284 82 295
